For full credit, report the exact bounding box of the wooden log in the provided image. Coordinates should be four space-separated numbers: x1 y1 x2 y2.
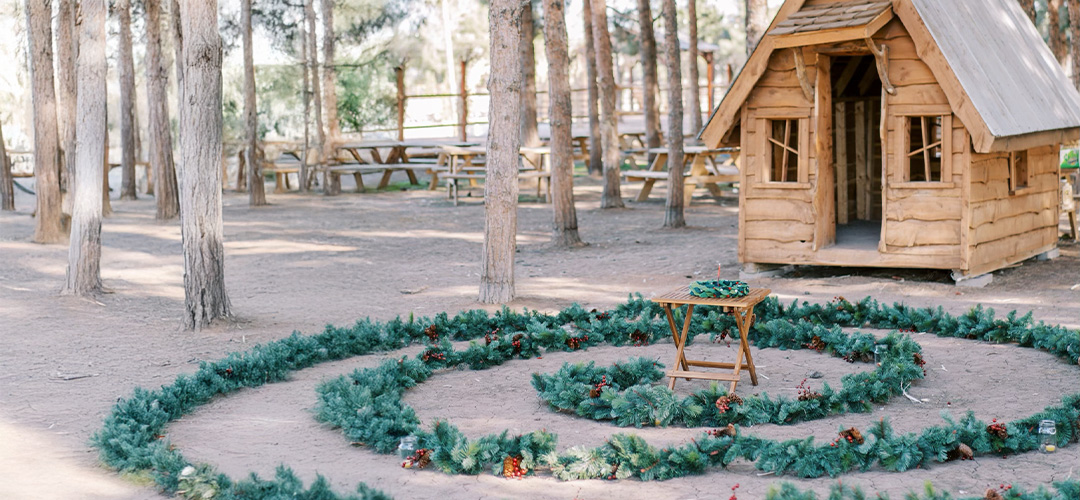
835 101 848 225
971 208 1056 244
884 219 961 246
855 101 867 219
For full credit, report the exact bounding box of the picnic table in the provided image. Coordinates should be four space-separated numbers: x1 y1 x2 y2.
331 140 449 191
651 287 771 394
622 146 740 205
437 145 552 205
538 130 591 170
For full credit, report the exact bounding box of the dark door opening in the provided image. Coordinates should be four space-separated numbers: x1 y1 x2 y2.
831 55 883 249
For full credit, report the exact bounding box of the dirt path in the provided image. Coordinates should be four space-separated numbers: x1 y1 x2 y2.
1 176 1077 499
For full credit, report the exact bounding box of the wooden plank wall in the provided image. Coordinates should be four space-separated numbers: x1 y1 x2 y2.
741 46 818 261
878 19 964 265
967 146 1060 275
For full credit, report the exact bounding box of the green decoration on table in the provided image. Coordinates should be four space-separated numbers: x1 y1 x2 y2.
689 279 749 299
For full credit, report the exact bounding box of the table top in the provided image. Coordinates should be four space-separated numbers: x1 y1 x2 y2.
651 287 771 308
519 146 552 154
646 146 738 155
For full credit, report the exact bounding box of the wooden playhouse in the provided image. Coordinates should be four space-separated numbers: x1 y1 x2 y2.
700 0 1080 280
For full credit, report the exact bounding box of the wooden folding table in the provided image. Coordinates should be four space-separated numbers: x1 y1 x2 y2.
652 287 770 394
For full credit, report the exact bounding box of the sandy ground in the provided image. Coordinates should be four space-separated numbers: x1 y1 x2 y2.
1 171 1078 500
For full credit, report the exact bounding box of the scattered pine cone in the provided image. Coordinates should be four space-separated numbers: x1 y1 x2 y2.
913 352 925 367
502 455 527 478
715 394 743 413
839 427 864 445
706 423 737 438
987 422 1008 439
423 324 439 342
984 489 1004 500
804 335 827 352
945 443 974 461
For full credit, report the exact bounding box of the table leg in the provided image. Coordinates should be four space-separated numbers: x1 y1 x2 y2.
741 309 759 385
636 153 666 202
353 172 365 193
663 305 690 372
729 310 746 394
668 304 695 390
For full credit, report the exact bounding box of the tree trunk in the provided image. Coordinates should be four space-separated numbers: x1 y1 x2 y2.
63 0 106 296
306 0 326 193
544 0 584 248
26 0 65 243
300 19 310 193
118 0 138 200
56 0 77 216
745 0 768 56
590 0 625 208
687 0 702 135
102 122 112 216
0 118 13 211
242 0 266 206
1051 0 1066 63
1019 0 1036 24
178 0 231 330
663 0 685 228
171 0 184 127
321 0 340 195
1070 0 1080 89
637 0 661 155
479 0 522 304
582 0 603 176
519 1 541 165
146 0 180 219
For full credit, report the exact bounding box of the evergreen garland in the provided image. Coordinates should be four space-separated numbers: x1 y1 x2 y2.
91 295 1080 499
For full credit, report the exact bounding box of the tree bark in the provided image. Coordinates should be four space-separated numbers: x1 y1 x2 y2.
300 18 311 192
306 0 326 193
25 0 65 243
322 0 340 195
1070 0 1080 89
102 120 112 216
582 0 603 176
146 0 180 219
118 0 138 200
171 0 184 125
637 0 661 155
1019 0 1037 25
687 0 702 135
178 0 231 330
1051 0 1066 63
662 0 685 227
519 1 541 164
56 0 77 215
745 0 768 56
544 0 584 248
590 0 625 208
479 0 522 304
242 0 266 206
63 0 106 296
0 118 12 211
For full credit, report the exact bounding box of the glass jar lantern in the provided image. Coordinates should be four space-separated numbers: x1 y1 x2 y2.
398 435 419 459
1038 419 1057 453
873 345 887 366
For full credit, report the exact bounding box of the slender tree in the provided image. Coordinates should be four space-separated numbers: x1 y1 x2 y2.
178 0 231 330
1070 0 1080 89
299 17 311 192
662 0 685 227
687 0 702 134
1019 0 1036 24
745 0 768 55
1051 0 1066 63
544 0 584 247
118 0 138 200
520 1 541 165
56 0 77 215
590 0 625 208
306 0 325 192
102 112 112 217
25 0 65 243
637 0 661 154
582 0 603 176
63 0 107 296
171 0 184 124
0 117 12 211
243 0 267 205
480 0 522 304
322 0 340 195
146 0 180 219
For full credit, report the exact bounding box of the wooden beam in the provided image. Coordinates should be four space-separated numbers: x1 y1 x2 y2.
836 101 849 224
985 127 1080 152
834 56 862 97
865 37 896 95
772 9 895 49
855 100 867 219
792 49 814 102
813 53 834 250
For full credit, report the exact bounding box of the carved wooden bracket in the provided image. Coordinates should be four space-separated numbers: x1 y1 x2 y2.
792 49 815 102
865 37 897 95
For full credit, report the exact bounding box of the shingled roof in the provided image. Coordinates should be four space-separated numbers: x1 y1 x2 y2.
770 0 892 36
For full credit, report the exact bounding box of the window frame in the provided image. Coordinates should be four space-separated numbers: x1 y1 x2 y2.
893 110 954 189
1008 150 1031 194
759 113 810 187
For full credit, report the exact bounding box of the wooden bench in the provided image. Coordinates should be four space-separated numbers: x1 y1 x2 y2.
327 162 430 191
443 170 551 206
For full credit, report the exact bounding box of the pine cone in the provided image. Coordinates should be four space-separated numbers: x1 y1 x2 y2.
839 427 865 445
423 324 439 342
984 489 1004 500
708 423 737 437
502 456 516 477
946 443 974 461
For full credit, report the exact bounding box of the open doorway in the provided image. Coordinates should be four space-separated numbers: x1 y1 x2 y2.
831 55 883 249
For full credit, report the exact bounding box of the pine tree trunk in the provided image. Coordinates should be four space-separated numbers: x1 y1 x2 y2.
591 0 625 208
26 0 65 243
321 0 340 194
300 19 310 193
479 0 522 304
663 0 685 228
544 0 584 248
102 124 112 216
687 0 702 135
146 0 180 219
637 0 661 155
118 0 138 200
745 0 768 56
1051 0 1066 63
171 0 184 126
242 0 266 206
306 0 326 193
63 0 106 296
0 119 13 211
582 0 603 176
519 1 541 165
1070 0 1080 89
1019 0 1037 24
178 0 231 330
56 0 77 216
